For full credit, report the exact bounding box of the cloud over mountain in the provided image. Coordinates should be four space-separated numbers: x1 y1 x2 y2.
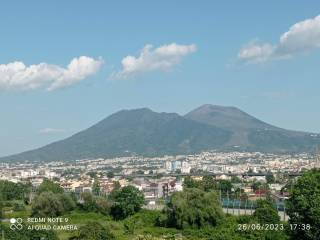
0 56 103 91
238 15 320 63
113 43 197 78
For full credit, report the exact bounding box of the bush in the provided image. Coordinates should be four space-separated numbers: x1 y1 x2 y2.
32 192 75 217
13 202 26 211
80 192 111 215
164 188 224 229
96 198 111 215
81 192 97 212
37 179 64 194
253 199 280 224
70 221 114 240
0 180 30 201
60 193 76 212
0 223 58 240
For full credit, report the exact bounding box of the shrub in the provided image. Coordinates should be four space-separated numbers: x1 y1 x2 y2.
164 188 224 229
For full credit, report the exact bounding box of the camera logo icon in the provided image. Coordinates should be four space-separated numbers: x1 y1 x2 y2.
9 218 23 230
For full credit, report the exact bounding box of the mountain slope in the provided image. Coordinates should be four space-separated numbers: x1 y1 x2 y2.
2 105 320 163
185 104 320 152
0 108 231 162
185 104 277 131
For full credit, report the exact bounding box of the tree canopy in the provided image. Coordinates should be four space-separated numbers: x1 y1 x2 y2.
32 192 75 217
70 222 114 240
164 188 224 229
183 176 232 193
266 172 275 184
286 169 320 240
80 192 111 215
110 185 145 220
253 199 280 224
0 180 30 200
92 178 101 196
37 179 64 194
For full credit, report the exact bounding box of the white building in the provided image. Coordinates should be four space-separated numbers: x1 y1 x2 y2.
181 161 191 174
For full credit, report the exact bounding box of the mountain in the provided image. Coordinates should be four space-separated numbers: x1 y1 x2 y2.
185 104 320 152
1 105 320 163
185 104 277 131
0 108 231 162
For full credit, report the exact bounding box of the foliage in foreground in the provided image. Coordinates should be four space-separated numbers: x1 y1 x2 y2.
3 169 320 240
110 185 145 220
0 223 58 240
286 169 320 240
31 191 76 217
253 199 280 224
160 188 224 229
69 221 114 240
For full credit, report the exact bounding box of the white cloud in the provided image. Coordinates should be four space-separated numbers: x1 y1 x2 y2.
39 128 66 134
238 42 274 63
113 43 197 78
238 15 320 63
0 56 103 91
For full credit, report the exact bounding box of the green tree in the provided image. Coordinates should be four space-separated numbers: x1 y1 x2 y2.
0 180 30 200
109 181 121 200
183 176 201 189
92 178 101 196
81 192 97 211
253 199 280 224
0 200 3 219
80 192 111 215
286 169 320 240
107 171 115 179
164 188 224 229
266 172 275 184
156 173 164 179
70 222 114 240
113 181 121 190
231 176 242 183
218 180 232 193
32 192 75 217
60 193 76 212
251 181 263 191
37 179 64 194
202 176 217 192
96 198 111 215
87 171 97 178
31 192 64 217
110 186 145 220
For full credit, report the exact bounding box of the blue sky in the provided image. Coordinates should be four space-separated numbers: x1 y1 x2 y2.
1 1 320 156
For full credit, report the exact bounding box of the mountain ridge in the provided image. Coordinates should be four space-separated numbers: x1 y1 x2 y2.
185 104 319 152
1 105 319 162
